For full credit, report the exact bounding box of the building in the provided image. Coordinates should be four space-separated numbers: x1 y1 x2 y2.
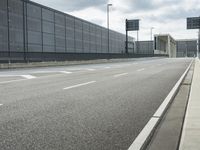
154 34 177 58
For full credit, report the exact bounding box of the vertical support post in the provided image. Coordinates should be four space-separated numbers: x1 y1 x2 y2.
107 5 110 57
41 7 44 61
7 0 10 64
198 29 200 58
137 30 139 54
125 19 128 54
107 4 112 58
23 0 28 62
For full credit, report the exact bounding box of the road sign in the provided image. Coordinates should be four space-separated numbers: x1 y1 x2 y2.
126 19 140 31
187 17 200 29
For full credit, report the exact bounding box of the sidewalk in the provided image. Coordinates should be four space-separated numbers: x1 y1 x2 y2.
179 58 200 150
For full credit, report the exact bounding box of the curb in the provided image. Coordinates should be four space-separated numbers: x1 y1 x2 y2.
0 58 142 70
0 57 164 70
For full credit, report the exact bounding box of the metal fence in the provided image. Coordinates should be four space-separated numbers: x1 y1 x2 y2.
176 40 197 57
0 0 134 62
135 41 154 55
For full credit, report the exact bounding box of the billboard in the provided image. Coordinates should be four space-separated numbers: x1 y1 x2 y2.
126 19 140 31
187 17 200 29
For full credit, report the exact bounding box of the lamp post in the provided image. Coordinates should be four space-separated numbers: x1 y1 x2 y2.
150 27 154 52
150 27 154 41
107 4 112 56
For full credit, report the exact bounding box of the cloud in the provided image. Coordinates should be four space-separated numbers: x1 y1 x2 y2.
31 0 108 12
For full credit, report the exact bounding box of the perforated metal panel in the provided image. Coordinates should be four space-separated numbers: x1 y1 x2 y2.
27 18 42 32
0 0 7 11
90 24 96 53
28 31 42 44
96 26 102 53
0 10 8 26
56 36 65 53
8 0 24 53
27 3 41 19
55 13 65 26
0 0 8 53
75 19 83 53
55 24 65 37
66 15 75 53
28 43 42 52
42 8 54 22
0 26 8 52
43 21 54 34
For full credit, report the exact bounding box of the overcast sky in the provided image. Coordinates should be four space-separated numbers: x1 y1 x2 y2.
32 0 200 41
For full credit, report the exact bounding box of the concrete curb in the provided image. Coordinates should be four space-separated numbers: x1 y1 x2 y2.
128 59 194 150
0 57 159 70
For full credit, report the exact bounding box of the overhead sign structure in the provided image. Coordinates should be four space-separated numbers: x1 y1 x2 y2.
126 19 140 31
187 17 200 29
125 19 140 54
186 17 200 58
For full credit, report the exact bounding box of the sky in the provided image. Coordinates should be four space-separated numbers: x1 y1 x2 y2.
31 0 200 41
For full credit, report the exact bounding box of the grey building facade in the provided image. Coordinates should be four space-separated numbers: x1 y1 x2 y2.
0 0 135 62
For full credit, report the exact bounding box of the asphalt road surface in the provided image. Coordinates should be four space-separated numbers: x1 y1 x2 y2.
0 58 192 150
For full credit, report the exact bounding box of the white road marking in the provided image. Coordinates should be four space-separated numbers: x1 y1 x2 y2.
128 60 193 150
137 68 145 72
63 81 96 90
60 71 72 74
104 67 111 69
0 104 3 106
114 73 128 78
0 75 19 77
86 68 96 71
0 79 27 84
21 75 36 79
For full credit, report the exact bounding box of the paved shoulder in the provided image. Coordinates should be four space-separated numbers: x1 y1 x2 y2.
179 58 200 150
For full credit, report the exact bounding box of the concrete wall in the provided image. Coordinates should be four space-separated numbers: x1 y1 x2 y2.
0 0 134 63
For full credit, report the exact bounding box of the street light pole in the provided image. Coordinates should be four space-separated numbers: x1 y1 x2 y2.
107 4 112 57
150 27 154 41
150 27 154 52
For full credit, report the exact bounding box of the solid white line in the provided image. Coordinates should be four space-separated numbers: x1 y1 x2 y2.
60 71 72 74
128 60 193 150
137 68 145 72
21 75 36 79
113 73 128 78
0 75 19 77
0 104 3 106
63 81 96 90
86 68 96 71
128 117 159 150
0 79 27 84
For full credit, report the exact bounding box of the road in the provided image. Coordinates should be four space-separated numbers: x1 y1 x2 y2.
0 58 192 150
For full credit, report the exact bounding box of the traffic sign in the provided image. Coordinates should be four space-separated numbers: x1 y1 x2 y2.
126 19 140 31
187 17 200 29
